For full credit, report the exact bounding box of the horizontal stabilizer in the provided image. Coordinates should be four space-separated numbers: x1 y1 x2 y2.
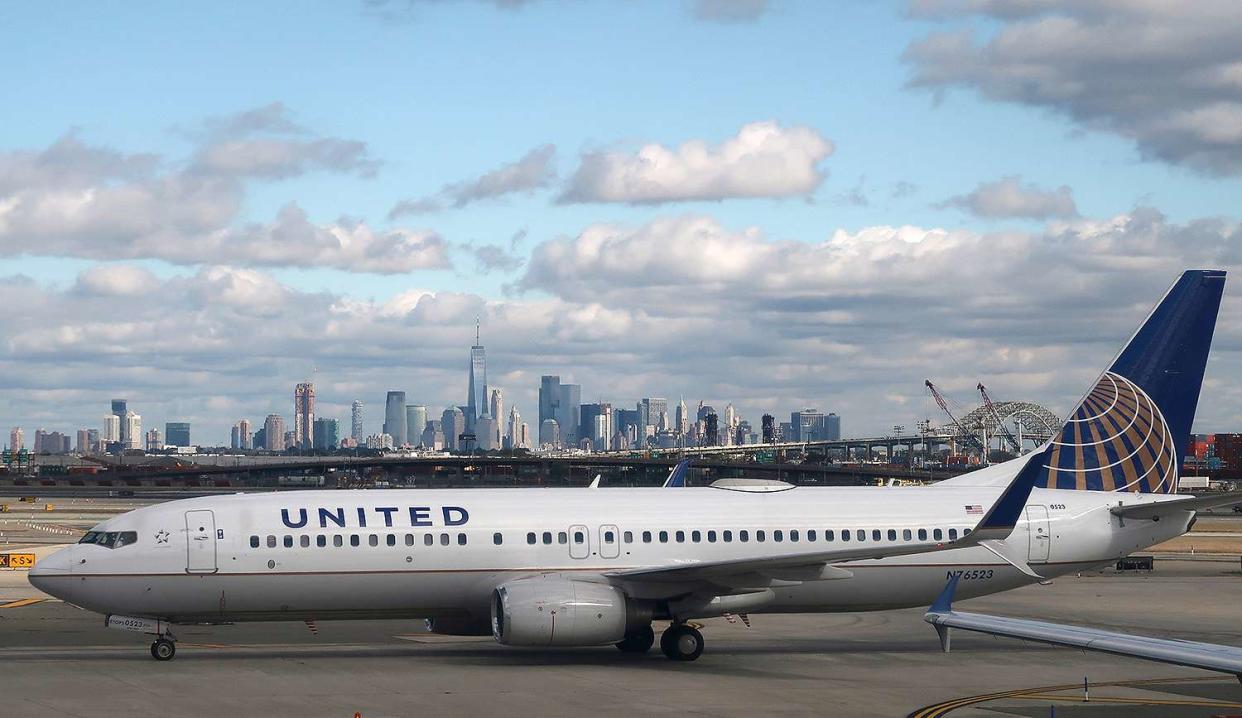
1111 492 1242 520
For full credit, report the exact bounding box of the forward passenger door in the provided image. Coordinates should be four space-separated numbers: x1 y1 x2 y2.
599 524 620 559
568 524 589 559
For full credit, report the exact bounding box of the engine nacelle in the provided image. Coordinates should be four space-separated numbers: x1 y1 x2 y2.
424 615 492 636
491 575 632 647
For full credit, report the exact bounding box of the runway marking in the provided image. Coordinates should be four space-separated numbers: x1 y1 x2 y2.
0 598 46 609
908 676 1238 718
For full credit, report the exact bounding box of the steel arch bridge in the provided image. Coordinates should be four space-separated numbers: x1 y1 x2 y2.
958 401 1062 447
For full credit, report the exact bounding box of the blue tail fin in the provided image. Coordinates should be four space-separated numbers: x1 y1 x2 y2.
1033 270 1225 493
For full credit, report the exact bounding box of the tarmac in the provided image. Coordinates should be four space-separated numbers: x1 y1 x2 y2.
0 556 1239 717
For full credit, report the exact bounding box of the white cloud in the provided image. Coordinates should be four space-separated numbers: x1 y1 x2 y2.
389 144 556 217
904 1 1242 175
559 121 833 204
937 176 1078 219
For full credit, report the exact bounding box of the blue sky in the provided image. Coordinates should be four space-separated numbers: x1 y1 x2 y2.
2 0 1241 443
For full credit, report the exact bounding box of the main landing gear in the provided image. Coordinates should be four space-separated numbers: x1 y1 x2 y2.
615 624 655 654
659 623 704 662
150 634 177 661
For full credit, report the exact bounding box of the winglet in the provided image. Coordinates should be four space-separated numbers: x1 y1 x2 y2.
662 459 691 488
930 573 960 616
588 474 601 489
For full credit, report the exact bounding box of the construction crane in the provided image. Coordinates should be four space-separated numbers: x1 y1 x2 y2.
978 383 1022 454
925 380 986 454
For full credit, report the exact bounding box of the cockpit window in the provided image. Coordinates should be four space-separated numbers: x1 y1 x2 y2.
78 531 138 549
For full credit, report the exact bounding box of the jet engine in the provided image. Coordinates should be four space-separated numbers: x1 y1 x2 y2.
491 574 643 647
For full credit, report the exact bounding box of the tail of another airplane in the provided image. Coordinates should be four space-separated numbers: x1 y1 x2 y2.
1026 270 1226 493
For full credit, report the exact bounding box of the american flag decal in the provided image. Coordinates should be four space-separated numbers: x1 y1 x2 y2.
965 505 983 515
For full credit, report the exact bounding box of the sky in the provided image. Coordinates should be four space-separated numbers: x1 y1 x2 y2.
3 0 1242 444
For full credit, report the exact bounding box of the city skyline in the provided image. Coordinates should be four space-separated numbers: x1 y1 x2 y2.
1 3 1240 445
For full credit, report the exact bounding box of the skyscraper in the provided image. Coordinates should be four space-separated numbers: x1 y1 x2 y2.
507 405 522 449
826 412 841 441
165 422 191 447
467 321 487 434
407 405 428 447
313 418 339 450
351 400 364 441
8 427 23 452
103 415 121 445
489 388 504 446
295 382 315 450
539 419 560 449
146 429 163 451
264 415 285 452
123 412 141 450
111 399 128 446
538 376 561 427
640 398 667 434
384 391 407 447
676 397 689 436
761 414 776 443
232 419 252 450
556 383 580 445
441 407 464 452
76 429 90 453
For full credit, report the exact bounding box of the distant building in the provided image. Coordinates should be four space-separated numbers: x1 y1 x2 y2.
165 422 191 447
8 427 23 452
313 418 339 450
264 415 285 452
703 412 718 446
580 403 612 452
475 415 498 451
384 391 407 447
103 415 121 445
539 375 560 427
231 419 252 450
284 430 296 450
676 398 689 437
294 382 315 450
518 422 530 449
639 398 667 436
421 420 445 450
825 412 841 441
145 428 163 451
507 406 523 449
75 429 90 453
441 407 464 452
351 400 364 442
366 433 394 450
111 399 128 446
791 409 825 442
761 414 776 443
406 405 428 447
123 412 141 450
86 429 100 452
467 323 488 435
490 389 504 446
539 419 561 449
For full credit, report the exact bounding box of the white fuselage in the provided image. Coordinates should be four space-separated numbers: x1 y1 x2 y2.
29 483 1192 625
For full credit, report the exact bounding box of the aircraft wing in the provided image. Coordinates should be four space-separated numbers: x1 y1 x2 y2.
607 447 1042 588
925 575 1242 679
1111 491 1242 521
662 459 691 488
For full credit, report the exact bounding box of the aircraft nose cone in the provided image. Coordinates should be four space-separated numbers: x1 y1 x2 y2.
28 547 73 596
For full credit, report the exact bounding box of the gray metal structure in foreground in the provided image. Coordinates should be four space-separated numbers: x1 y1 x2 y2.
925 575 1242 680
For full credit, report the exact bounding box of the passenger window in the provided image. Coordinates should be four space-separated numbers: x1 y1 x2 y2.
527 532 537 545
623 531 633 543
790 530 799 542
872 529 881 541
350 535 360 547
604 531 615 544
424 534 434 547
283 536 293 548
250 535 259 548
300 535 310 548
558 532 567 545
574 531 585 544
440 533 450 546
857 529 866 541
842 530 851 542
691 530 701 543
963 528 971 536
723 530 733 542
542 531 552 545
317 535 327 548
675 531 685 543
457 533 467 546
756 530 766 542
903 529 912 541
887 529 897 541
773 530 783 542
948 528 958 540
918 529 928 540
659 531 669 543
826 530 834 541
807 529 817 542
707 530 717 543
494 532 504 545
405 534 414 546
333 535 343 547
368 535 379 547
267 535 277 548
933 529 943 541
387 534 396 547
642 531 652 543
739 530 749 542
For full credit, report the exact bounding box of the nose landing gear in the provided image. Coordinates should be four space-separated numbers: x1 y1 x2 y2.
660 623 704 661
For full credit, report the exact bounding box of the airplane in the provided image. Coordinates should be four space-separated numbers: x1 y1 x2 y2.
28 269 1236 663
